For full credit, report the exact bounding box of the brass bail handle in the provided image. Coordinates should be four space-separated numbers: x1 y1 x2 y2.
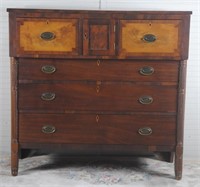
41 65 56 74
41 92 56 101
142 34 156 43
138 127 152 136
139 96 153 105
42 125 56 134
139 66 154 76
40 32 55 41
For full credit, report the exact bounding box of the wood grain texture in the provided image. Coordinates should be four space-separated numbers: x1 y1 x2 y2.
119 20 181 57
83 19 115 56
7 9 191 178
18 18 79 54
18 59 179 82
18 83 177 112
19 113 176 145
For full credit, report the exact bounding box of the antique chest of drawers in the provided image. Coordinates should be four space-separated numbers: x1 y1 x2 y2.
7 9 191 179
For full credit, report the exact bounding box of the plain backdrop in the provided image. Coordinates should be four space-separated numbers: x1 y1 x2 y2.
0 0 199 160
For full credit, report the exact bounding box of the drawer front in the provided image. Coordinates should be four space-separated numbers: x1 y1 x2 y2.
19 83 177 112
17 18 79 55
19 113 176 145
119 20 181 58
19 59 179 82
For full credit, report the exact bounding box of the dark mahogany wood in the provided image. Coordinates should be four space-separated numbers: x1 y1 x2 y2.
18 83 177 112
19 113 176 145
18 59 179 82
7 9 191 179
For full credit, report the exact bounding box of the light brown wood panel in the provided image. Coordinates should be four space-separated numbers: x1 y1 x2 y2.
18 18 79 54
119 20 181 57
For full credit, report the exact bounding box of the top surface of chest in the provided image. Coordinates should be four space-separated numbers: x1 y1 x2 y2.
7 9 191 60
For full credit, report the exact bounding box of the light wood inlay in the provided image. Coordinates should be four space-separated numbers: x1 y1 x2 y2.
19 19 77 52
120 20 181 56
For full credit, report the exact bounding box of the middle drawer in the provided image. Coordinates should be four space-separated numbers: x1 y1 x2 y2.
19 82 177 112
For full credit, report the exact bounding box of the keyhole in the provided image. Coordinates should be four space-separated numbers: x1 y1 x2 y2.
84 33 87 40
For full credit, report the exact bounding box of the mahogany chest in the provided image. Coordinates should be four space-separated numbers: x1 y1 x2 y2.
7 9 191 179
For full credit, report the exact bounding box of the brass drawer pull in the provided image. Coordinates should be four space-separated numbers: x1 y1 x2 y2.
138 127 152 136
139 66 154 76
42 125 56 134
40 32 55 41
41 65 56 74
41 92 56 101
139 96 153 105
142 34 156 43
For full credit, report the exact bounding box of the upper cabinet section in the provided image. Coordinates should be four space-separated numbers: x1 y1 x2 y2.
7 9 191 59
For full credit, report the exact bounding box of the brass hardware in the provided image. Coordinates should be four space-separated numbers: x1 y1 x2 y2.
139 96 153 105
96 115 99 123
41 92 56 101
41 65 56 74
40 32 55 41
97 59 101 66
42 125 56 134
96 81 101 93
139 66 154 76
138 127 152 136
142 34 156 43
84 32 87 40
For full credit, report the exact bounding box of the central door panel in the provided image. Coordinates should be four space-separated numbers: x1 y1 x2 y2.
83 19 115 56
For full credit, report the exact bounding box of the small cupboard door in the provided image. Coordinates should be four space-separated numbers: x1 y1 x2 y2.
83 19 115 56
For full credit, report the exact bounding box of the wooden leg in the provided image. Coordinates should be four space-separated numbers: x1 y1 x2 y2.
11 140 19 176
175 146 183 180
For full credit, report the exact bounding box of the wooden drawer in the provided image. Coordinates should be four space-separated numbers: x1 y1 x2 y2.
119 20 181 58
16 18 79 55
19 59 179 82
19 113 176 145
18 83 177 112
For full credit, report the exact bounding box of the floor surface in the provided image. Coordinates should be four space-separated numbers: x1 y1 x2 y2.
0 155 200 187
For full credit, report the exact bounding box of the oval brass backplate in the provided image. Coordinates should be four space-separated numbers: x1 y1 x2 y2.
40 32 55 41
139 96 153 105
42 125 56 134
41 65 56 74
41 92 56 101
139 66 154 76
138 127 152 136
142 34 156 43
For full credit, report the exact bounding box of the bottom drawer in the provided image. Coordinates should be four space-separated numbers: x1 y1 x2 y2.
19 113 176 145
